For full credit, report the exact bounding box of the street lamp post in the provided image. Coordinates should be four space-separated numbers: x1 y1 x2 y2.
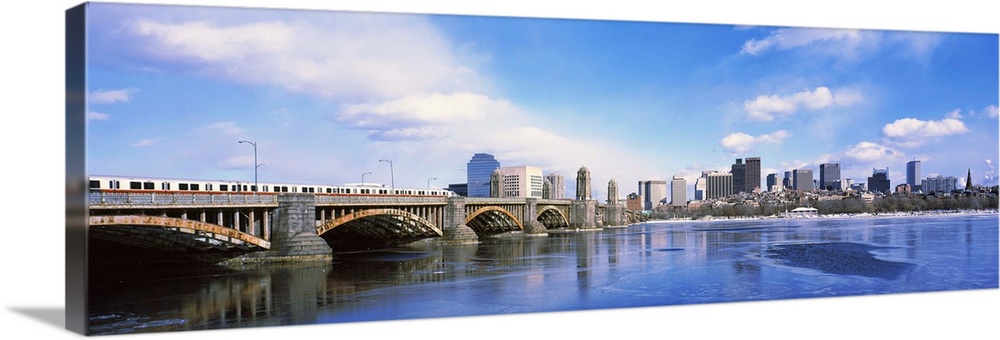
379 159 394 194
427 177 437 189
238 140 258 192
362 171 372 186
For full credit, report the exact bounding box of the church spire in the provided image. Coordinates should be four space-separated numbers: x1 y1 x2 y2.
966 168 973 191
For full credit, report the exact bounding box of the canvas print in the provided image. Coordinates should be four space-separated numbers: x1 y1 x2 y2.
67 1 999 336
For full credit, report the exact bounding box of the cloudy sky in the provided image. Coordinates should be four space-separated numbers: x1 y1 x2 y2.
84 2 998 200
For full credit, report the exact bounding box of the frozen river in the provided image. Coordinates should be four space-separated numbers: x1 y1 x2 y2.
87 213 999 335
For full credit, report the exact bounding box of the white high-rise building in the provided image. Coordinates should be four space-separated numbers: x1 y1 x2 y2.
670 176 687 207
498 165 544 198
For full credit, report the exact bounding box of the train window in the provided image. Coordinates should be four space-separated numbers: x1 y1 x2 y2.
162 182 171 190
191 184 200 191
263 185 269 191
112 180 120 189
281 186 288 192
143 182 154 190
325 188 331 193
179 183 189 190
251 185 257 192
206 184 213 191
129 181 142 190
220 184 229 191
89 180 100 189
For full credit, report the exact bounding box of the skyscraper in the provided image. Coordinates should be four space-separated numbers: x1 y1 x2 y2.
694 177 705 201
498 165 543 198
670 176 686 207
545 173 566 199
868 168 891 193
906 160 921 189
745 157 761 193
638 180 667 210
783 171 792 190
731 159 746 194
466 153 500 197
792 169 813 191
766 173 779 191
705 172 734 199
819 163 841 191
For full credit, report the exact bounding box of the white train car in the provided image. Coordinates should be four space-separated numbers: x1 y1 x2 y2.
88 175 456 197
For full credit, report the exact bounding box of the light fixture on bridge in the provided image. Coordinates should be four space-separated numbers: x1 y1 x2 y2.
427 177 437 189
362 171 372 186
379 159 394 194
238 140 258 192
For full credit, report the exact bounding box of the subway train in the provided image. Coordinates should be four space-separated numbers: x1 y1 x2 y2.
87 175 457 197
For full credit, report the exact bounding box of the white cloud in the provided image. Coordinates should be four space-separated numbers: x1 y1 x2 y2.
740 28 871 56
983 105 998 119
945 109 964 119
126 15 483 100
87 111 110 121
744 87 861 121
841 141 903 163
131 139 158 147
719 130 791 154
740 28 940 61
336 92 505 137
882 116 969 147
89 88 139 104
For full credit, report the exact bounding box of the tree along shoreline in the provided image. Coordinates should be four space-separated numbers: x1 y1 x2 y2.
657 194 999 220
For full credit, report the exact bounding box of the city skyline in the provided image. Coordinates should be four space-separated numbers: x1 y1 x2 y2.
83 3 998 203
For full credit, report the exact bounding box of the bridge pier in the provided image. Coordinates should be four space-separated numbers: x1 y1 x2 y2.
603 204 626 227
442 197 478 242
234 193 332 263
570 200 598 229
523 198 548 235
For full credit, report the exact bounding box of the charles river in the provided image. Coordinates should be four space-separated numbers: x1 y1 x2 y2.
87 213 999 335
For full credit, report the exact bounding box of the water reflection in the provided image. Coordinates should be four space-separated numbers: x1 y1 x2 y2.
88 214 999 335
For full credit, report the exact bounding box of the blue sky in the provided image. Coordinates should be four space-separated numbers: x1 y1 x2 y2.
84 2 998 200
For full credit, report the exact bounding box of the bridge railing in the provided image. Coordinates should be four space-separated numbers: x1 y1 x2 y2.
89 191 278 207
315 195 448 205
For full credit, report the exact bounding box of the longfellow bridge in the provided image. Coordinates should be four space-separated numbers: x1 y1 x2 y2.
88 191 646 263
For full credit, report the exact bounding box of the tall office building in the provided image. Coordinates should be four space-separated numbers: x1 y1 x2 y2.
544 173 566 199
766 173 779 192
731 159 746 194
466 153 499 198
868 167 891 193
792 169 813 191
783 171 792 190
694 177 705 201
705 172 734 199
638 180 667 210
670 176 687 207
744 157 761 193
819 163 841 191
498 165 544 198
906 160 921 190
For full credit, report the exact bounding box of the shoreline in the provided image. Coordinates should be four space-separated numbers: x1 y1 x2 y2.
640 209 999 224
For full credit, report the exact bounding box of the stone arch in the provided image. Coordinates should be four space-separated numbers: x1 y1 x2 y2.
89 215 270 251
317 208 442 246
465 206 524 235
535 205 570 229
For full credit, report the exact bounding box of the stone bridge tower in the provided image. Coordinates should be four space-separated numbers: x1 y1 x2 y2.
490 169 501 198
576 166 591 200
607 178 619 204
